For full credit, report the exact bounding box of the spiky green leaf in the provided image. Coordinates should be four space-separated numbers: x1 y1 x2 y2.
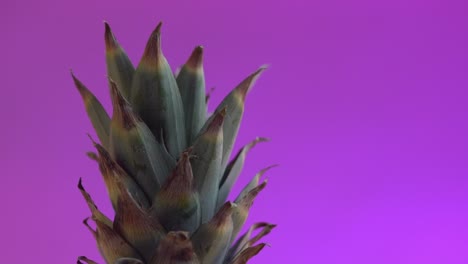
191 109 225 223
192 202 235 264
114 186 164 262
131 22 186 157
72 72 110 148
235 165 276 204
217 137 268 210
104 22 135 100
151 150 200 233
231 181 267 243
176 46 206 145
91 138 149 210
109 80 176 200
203 66 267 171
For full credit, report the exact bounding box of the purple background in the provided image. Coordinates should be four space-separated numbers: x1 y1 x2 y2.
2 0 468 263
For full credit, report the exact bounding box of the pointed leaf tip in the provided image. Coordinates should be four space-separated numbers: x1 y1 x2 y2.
235 165 276 204
71 72 111 148
110 79 139 128
86 151 98 161
71 72 89 100
217 136 269 209
214 201 236 225
247 137 269 151
186 45 204 69
259 164 279 175
77 256 98 264
86 133 98 147
77 177 83 190
82 217 96 235
78 179 112 227
205 106 226 134
141 22 163 65
104 22 118 50
242 180 267 207
228 221 275 259
237 66 268 102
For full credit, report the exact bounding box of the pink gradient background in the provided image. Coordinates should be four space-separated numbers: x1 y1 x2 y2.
2 0 468 263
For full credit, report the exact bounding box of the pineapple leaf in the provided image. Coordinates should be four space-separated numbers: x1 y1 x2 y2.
104 22 135 100
191 108 226 223
83 218 142 264
176 46 207 145
78 178 112 227
86 151 98 162
229 243 267 264
217 137 269 210
151 150 201 233
131 22 186 158
149 231 199 264
72 72 111 148
204 66 267 172
109 80 176 200
235 165 277 203
114 186 165 263
226 222 275 262
77 256 98 264
191 202 235 264
90 138 149 210
231 180 268 243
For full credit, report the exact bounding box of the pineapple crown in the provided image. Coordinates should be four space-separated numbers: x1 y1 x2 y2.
73 21 275 264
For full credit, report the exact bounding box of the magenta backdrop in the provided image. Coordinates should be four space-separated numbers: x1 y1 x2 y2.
2 0 468 263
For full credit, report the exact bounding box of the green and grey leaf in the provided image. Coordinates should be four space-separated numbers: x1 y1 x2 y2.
72 72 110 148
109 80 176 200
104 22 135 100
176 46 207 145
131 22 186 158
217 137 269 210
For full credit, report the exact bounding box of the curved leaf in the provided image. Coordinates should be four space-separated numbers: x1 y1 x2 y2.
231 180 267 243
229 243 267 264
72 72 110 148
202 66 267 171
235 165 277 203
226 222 275 262
77 178 112 227
217 137 268 210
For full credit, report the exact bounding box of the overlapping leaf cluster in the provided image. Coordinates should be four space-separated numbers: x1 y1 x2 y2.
73 22 275 264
